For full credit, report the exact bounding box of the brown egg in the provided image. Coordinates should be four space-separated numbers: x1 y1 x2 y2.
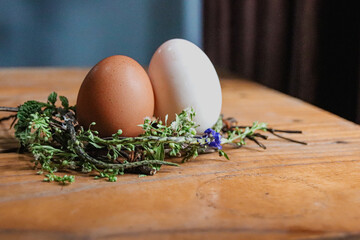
76 55 154 137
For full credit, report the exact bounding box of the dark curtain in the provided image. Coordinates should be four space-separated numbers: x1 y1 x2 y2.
203 0 360 123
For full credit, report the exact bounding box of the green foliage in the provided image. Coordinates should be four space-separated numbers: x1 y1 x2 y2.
94 168 122 182
221 121 268 146
59 96 69 109
213 115 224 133
170 108 198 136
140 108 198 137
44 173 75 184
139 108 203 163
219 150 229 160
14 100 47 143
47 92 57 105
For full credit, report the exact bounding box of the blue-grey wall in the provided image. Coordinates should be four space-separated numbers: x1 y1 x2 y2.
0 0 202 66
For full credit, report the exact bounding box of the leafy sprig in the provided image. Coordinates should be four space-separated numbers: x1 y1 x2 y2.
0 92 306 184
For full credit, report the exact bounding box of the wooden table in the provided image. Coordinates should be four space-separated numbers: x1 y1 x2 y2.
1 69 360 240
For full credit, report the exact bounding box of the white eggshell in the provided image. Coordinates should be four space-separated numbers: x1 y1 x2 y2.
148 38 222 133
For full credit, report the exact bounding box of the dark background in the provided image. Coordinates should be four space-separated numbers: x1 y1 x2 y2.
204 0 360 124
1 0 360 124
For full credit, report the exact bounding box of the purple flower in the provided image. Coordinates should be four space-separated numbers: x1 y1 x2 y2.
203 128 222 150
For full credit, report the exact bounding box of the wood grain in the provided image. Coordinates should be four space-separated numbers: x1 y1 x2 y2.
0 68 360 240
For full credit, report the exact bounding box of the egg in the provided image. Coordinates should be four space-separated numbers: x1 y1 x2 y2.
76 55 154 137
148 39 222 133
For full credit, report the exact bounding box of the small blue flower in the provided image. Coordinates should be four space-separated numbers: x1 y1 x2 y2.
204 128 213 134
203 128 222 150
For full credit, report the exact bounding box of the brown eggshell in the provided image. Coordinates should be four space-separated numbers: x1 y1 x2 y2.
76 55 154 137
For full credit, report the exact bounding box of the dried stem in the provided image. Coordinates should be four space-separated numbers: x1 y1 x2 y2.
0 114 17 123
269 129 302 134
0 107 19 112
126 165 157 175
267 129 307 145
64 115 178 171
230 125 306 145
247 136 266 149
252 133 268 140
0 147 19 153
231 125 302 134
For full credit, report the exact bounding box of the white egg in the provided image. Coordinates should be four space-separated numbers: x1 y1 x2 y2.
148 38 222 133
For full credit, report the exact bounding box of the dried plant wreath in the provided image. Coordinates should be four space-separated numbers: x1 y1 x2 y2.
0 92 306 184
